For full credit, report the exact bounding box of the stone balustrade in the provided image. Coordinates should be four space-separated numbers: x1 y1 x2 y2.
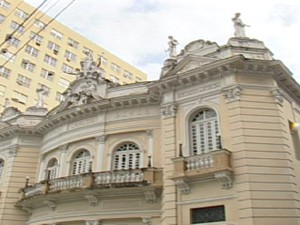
20 168 162 200
172 149 232 180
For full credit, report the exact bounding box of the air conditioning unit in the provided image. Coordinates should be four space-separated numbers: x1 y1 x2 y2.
35 41 41 46
53 49 59 55
16 79 24 85
23 60 29 64
66 58 71 62
48 71 54 76
68 42 73 47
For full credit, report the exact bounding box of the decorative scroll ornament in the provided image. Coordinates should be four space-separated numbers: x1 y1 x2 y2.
144 190 157 203
43 200 56 211
161 103 177 118
85 220 101 225
175 179 191 195
142 217 152 225
84 194 98 207
224 86 242 102
214 171 233 189
271 88 284 105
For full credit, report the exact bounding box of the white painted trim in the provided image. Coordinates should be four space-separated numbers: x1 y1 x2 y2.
177 194 236 205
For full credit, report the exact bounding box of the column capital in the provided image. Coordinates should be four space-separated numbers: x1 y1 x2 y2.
59 144 68 153
161 103 177 118
95 135 106 143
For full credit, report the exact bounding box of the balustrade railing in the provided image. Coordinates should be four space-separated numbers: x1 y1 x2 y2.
20 168 161 199
186 155 214 171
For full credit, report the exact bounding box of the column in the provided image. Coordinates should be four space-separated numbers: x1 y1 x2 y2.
38 155 46 181
58 144 68 177
95 135 106 171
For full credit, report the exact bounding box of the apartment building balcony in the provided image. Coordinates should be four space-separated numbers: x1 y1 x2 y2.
171 149 233 194
17 168 163 210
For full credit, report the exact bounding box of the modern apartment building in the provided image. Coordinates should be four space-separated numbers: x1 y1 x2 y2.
1 15 300 224
0 0 147 112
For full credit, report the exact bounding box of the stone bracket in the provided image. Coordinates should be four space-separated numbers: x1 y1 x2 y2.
84 194 98 207
214 171 233 189
144 190 157 203
175 179 190 195
43 200 56 211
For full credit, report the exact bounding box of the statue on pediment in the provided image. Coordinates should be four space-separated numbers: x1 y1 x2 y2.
36 85 48 108
166 36 179 59
232 13 250 38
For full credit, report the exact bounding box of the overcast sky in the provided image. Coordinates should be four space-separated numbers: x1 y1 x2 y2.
24 0 300 82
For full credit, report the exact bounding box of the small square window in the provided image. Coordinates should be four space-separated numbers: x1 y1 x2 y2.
191 205 225 224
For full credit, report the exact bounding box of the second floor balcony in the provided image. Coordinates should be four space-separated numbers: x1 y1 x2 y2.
171 149 233 194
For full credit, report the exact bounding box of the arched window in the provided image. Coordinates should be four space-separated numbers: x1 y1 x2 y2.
190 109 220 155
0 159 4 179
46 158 58 180
71 149 91 175
113 143 141 170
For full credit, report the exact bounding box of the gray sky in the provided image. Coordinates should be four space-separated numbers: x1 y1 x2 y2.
24 0 300 82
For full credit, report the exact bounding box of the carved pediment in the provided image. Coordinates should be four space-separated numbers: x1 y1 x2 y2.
176 56 217 74
183 39 219 56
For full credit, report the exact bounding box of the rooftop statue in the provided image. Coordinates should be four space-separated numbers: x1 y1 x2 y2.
232 13 250 38
166 36 179 59
35 85 48 108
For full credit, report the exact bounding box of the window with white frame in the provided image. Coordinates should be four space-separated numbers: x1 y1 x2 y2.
135 77 142 82
62 63 74 73
0 85 5 96
55 92 65 102
0 66 11 78
44 54 57 67
12 90 27 104
47 41 60 54
0 13 5 23
17 74 31 88
0 159 4 180
64 50 76 62
111 63 121 73
25 45 39 57
190 109 220 155
10 21 24 33
113 143 142 170
50 29 63 40
110 74 120 84
67 38 79 49
123 70 133 80
58 78 70 88
1 50 15 62
30 31 43 45
71 149 91 175
0 0 10 10
8 36 20 47
46 158 58 180
40 68 54 81
14 8 28 19
21 59 35 72
34 19 45 29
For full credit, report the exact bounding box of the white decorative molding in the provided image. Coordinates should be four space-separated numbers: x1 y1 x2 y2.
177 194 236 205
8 145 19 157
144 190 157 203
142 217 152 225
224 86 242 102
214 171 233 189
175 179 190 195
85 220 101 225
95 135 106 143
84 194 98 207
271 88 284 106
59 144 68 153
161 103 177 118
43 200 56 211
146 129 153 137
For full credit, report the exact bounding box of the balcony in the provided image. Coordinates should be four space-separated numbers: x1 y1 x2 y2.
18 168 163 205
171 149 233 194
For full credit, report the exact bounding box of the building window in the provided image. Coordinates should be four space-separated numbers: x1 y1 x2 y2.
46 158 58 180
44 54 57 67
290 121 300 160
58 78 70 88
67 38 79 49
40 68 54 81
21 59 36 72
0 85 5 96
0 14 5 23
8 36 20 47
10 21 25 33
113 143 141 170
83 46 93 55
62 63 74 73
55 92 65 102
190 109 220 155
0 0 10 10
47 41 60 54
17 74 31 88
71 149 91 175
50 29 63 40
123 70 133 80
1 50 15 62
64 50 76 62
191 205 225 224
34 19 45 29
25 45 39 57
30 31 43 45
111 63 121 73
12 90 27 104
14 8 28 19
0 159 4 180
110 74 120 84
0 66 11 78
